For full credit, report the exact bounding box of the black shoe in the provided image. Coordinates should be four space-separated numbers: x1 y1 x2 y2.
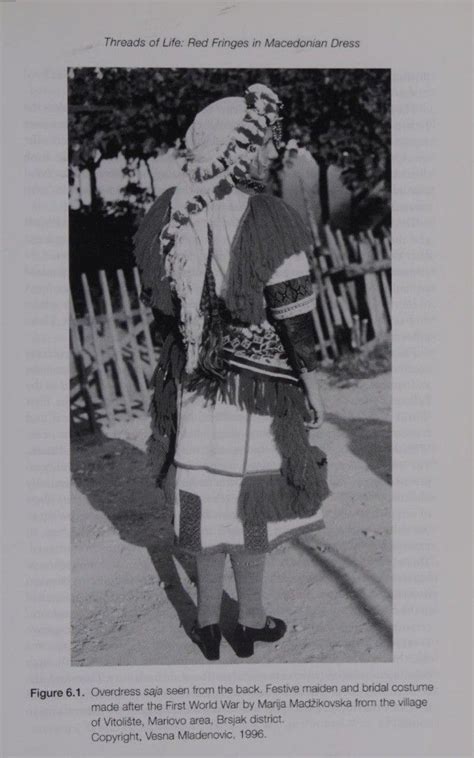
190 623 221 661
234 616 287 658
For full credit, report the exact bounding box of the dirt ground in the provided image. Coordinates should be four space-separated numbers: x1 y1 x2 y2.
71 368 392 666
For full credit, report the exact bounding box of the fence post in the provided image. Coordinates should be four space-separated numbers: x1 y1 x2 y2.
335 228 358 311
81 273 115 425
133 266 156 369
369 233 392 323
117 269 150 411
324 225 356 328
69 294 97 432
99 269 133 420
358 236 390 337
299 179 340 357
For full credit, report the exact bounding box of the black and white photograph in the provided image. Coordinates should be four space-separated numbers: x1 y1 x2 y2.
69 67 392 666
2 1 473 755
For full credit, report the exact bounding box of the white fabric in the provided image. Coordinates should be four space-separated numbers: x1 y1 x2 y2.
174 388 324 551
207 190 249 297
165 179 249 372
165 97 249 372
173 244 325 552
267 250 310 285
185 97 247 162
175 390 249 474
175 468 244 549
175 389 281 474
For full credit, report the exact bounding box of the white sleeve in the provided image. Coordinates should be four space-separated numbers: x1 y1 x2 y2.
267 251 311 286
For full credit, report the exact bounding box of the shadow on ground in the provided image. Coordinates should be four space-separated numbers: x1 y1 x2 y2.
71 430 240 653
293 537 393 649
326 414 392 484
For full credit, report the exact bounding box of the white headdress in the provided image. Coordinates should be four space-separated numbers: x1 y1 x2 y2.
160 83 282 373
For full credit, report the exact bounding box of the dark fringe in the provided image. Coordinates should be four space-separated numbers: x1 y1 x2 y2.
133 187 176 314
186 365 309 419
187 366 330 524
149 334 185 434
272 403 325 491
147 332 185 483
238 391 330 524
225 194 312 324
238 451 329 525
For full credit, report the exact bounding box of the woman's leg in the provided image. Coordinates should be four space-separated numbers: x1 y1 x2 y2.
230 551 267 629
195 551 226 627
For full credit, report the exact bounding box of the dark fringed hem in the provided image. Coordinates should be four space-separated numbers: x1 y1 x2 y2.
133 186 176 314
238 448 329 525
225 194 313 324
186 364 310 419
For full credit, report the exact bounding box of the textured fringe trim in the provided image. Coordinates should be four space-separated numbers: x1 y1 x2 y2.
238 448 330 525
225 194 313 324
133 187 176 314
147 333 185 482
183 366 330 524
186 365 309 419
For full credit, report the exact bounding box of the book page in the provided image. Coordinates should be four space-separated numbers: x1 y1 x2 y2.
1 2 472 757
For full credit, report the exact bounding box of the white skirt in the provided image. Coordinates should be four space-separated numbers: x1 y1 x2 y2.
173 390 325 554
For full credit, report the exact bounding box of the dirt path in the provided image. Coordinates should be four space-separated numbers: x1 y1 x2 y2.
71 371 391 666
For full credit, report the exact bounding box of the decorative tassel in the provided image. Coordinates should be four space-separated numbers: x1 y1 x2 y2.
147 332 185 480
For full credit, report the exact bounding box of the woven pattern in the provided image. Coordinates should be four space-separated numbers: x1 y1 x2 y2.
242 521 270 552
221 322 296 381
178 490 202 551
265 275 314 308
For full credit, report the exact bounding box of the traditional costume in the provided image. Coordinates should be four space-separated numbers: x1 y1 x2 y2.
134 84 329 658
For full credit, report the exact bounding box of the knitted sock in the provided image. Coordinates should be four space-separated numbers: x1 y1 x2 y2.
230 551 267 629
196 552 226 628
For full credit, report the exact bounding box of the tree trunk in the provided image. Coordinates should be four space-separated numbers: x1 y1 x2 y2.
144 158 156 199
384 149 391 191
317 158 330 224
88 163 99 210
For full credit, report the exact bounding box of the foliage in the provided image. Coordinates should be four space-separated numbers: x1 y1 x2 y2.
69 201 139 314
68 67 390 200
68 68 390 288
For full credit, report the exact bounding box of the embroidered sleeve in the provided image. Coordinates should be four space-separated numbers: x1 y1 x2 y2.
265 252 316 320
265 276 316 320
273 311 319 374
264 253 318 373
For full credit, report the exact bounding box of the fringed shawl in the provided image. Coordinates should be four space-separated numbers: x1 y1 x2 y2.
225 193 313 323
133 188 312 326
133 186 175 315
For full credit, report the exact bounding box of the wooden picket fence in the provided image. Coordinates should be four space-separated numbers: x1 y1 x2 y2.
70 267 157 431
70 226 391 431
